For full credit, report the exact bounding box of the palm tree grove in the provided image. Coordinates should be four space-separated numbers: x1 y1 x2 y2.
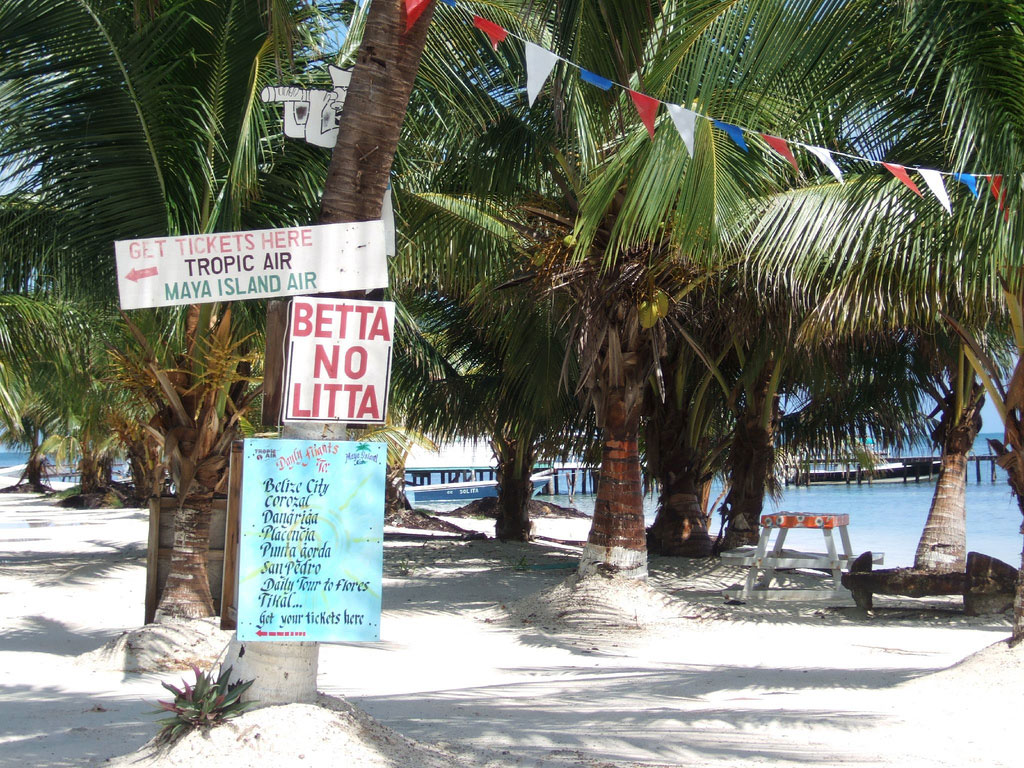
2 1 1024 766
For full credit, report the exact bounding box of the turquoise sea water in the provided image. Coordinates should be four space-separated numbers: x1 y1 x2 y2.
0 450 27 467
417 432 1023 569
418 481 1022 569
4 441 1021 568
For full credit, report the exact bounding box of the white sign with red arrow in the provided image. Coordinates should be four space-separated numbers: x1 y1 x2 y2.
114 221 387 310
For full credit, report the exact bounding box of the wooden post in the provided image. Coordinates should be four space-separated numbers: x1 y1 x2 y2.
220 441 243 631
144 496 162 625
261 300 290 426
975 456 981 483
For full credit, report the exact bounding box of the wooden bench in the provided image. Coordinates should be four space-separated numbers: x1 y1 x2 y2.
841 551 1017 614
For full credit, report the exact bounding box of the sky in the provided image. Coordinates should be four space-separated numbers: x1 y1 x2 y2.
981 397 1004 436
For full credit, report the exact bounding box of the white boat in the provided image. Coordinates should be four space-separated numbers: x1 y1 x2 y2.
405 472 553 504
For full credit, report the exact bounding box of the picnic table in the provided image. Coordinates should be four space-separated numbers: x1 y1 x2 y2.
720 512 882 601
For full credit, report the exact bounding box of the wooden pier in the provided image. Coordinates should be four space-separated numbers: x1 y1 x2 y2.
789 454 1001 486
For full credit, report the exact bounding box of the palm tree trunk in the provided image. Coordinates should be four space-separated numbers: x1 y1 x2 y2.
991 414 1024 645
645 395 713 557
20 429 48 491
720 417 774 550
20 452 48 491
320 0 437 225
78 452 101 495
647 451 712 556
579 388 647 579
914 450 968 571
154 498 216 621
99 455 113 487
914 397 980 572
18 425 49 492
494 436 533 541
647 483 713 556
385 460 412 514
1004 459 1024 646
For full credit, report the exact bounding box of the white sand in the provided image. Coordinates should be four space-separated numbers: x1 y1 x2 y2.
0 483 1020 768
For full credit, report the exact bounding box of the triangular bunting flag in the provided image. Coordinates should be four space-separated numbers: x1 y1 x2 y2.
405 0 431 32
761 134 798 171
713 120 748 152
990 174 1003 201
666 104 696 156
580 69 613 90
525 42 558 107
954 173 978 198
806 146 844 184
989 175 1010 222
882 163 923 197
919 169 952 215
473 16 508 50
630 91 660 139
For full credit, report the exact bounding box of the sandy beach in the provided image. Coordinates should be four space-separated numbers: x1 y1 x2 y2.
0 482 1020 768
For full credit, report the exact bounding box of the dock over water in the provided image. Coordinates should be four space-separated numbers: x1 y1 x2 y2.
789 454 1002 485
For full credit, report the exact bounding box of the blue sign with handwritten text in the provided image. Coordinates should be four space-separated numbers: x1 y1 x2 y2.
236 439 385 642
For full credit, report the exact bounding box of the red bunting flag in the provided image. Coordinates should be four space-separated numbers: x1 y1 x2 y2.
473 16 508 50
761 134 798 172
883 163 923 197
629 91 660 139
405 0 431 32
989 175 1010 222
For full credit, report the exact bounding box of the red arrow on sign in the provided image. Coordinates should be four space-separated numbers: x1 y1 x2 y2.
256 630 307 637
125 266 159 282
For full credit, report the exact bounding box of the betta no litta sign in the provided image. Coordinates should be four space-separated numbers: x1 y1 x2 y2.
283 297 395 424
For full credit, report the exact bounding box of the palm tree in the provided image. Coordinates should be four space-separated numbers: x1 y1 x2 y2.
393 287 582 540
740 0 1024 637
644 289 732 556
0 0 331 618
0 296 62 490
395 0 898 580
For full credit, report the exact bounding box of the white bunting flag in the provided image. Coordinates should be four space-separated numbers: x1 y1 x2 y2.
525 42 559 107
919 168 952 215
667 104 696 156
806 146 844 185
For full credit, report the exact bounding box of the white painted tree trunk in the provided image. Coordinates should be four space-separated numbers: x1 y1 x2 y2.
223 421 345 705
578 542 648 580
221 636 319 705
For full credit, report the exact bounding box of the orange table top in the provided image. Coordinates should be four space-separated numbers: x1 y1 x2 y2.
760 513 850 529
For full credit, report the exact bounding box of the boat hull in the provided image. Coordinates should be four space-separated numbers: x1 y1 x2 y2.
406 475 551 504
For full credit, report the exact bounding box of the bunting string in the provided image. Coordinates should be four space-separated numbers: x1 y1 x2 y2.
402 0 1007 218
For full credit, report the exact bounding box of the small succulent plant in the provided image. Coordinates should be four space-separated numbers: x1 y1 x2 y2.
155 664 255 743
